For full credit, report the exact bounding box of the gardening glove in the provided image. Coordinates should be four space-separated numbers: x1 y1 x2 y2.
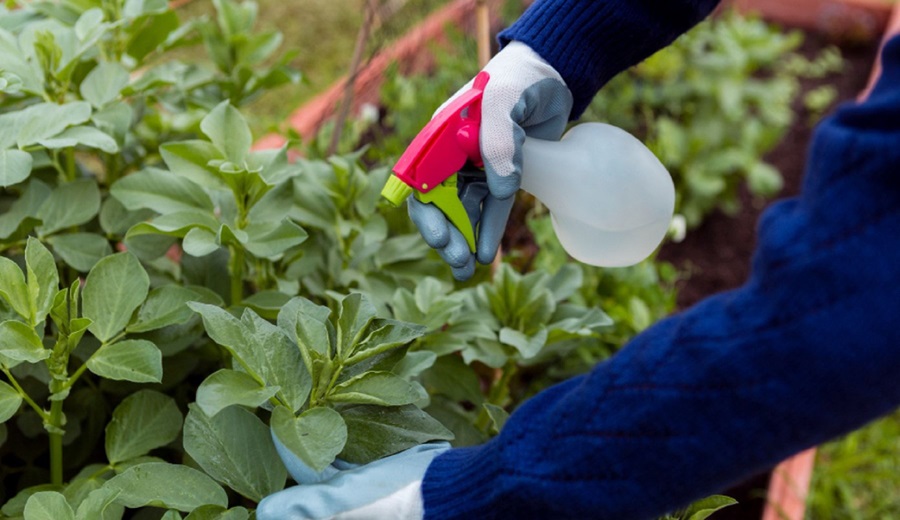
257 435 451 520
408 41 573 281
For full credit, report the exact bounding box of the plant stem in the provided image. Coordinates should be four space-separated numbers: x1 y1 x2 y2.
65 149 76 182
228 245 245 306
475 361 518 433
48 399 64 486
2 368 50 422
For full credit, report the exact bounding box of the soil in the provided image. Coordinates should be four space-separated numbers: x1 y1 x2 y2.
654 32 880 519
657 34 879 309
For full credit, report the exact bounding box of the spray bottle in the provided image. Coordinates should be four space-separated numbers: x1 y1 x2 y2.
380 72 675 267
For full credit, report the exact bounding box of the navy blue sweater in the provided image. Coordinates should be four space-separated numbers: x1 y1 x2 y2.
422 2 900 519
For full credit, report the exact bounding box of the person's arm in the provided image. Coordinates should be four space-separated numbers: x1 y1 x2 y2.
421 35 900 520
500 0 722 117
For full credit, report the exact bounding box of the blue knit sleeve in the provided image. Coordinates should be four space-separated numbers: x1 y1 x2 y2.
421 36 900 520
499 0 722 117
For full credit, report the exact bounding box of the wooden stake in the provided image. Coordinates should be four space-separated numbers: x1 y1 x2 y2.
473 0 505 273
329 0 379 157
475 0 491 68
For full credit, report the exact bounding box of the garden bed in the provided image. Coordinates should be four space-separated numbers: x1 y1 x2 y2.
658 33 879 309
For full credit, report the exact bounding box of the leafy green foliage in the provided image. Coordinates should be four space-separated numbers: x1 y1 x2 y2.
114 102 308 305
395 265 612 443
582 11 842 227
190 292 451 473
0 0 324 514
285 151 450 307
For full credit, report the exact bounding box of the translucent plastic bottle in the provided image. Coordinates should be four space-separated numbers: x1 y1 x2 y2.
519 123 675 267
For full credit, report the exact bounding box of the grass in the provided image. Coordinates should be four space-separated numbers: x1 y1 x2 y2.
174 0 452 135
807 411 900 519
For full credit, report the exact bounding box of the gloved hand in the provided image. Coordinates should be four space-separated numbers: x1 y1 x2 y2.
256 433 451 520
408 40 573 280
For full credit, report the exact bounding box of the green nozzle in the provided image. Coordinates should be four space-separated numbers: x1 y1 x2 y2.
381 174 414 206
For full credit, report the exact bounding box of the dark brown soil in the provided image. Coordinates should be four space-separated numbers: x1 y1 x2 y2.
654 32 879 519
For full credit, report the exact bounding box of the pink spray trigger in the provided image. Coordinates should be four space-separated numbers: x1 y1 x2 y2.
391 71 489 193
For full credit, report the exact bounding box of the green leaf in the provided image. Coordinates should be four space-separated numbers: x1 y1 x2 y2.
87 339 162 383
242 290 292 320
38 126 118 154
347 319 425 365
0 320 49 367
105 390 182 464
16 102 92 147
748 162 784 196
242 219 307 259
328 372 421 406
83 252 150 342
36 179 101 236
47 233 112 272
111 168 214 214
482 403 509 433
159 141 225 190
74 8 105 42
499 327 548 360
271 406 347 473
0 380 23 422
336 293 375 359
289 304 332 376
340 404 453 464
0 179 50 239
74 488 123 520
200 101 252 164
25 237 59 325
215 223 247 247
247 180 293 222
126 210 220 240
184 404 286 502
102 462 227 512
80 62 129 108
182 227 219 257
184 505 249 520
2 484 60 517
23 491 74 520
0 149 33 187
546 264 583 302
681 495 738 520
195 369 279 417
0 257 29 319
99 196 154 236
189 304 311 412
126 9 179 62
128 286 213 333
421 354 484 406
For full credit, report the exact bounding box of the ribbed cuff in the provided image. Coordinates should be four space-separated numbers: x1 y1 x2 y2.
499 0 719 118
420 440 510 520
